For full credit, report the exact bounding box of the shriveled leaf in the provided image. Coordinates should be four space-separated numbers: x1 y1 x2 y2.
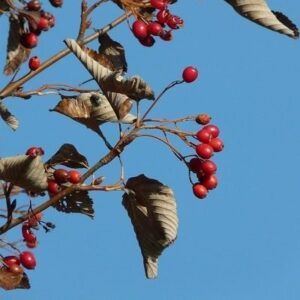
50 92 136 129
0 102 19 130
0 268 30 290
4 14 31 76
122 174 178 279
0 1 10 16
0 155 47 193
225 0 299 38
52 190 94 218
65 39 155 101
46 143 89 169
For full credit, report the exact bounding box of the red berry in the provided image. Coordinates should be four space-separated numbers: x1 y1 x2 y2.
203 124 220 138
68 170 81 184
8 264 24 274
166 15 184 29
156 9 170 25
21 32 38 49
37 17 49 31
196 143 214 159
192 183 208 199
200 160 217 176
150 0 167 10
28 56 41 71
27 0 41 11
195 113 211 125
202 175 218 190
22 223 37 243
20 251 36 270
3 256 20 267
182 66 198 83
132 20 148 39
49 0 63 7
47 180 60 195
188 157 202 173
139 36 155 47
147 22 163 36
26 240 38 248
26 146 44 157
41 11 55 27
160 30 173 41
196 129 212 143
53 169 69 183
28 212 43 227
209 137 224 152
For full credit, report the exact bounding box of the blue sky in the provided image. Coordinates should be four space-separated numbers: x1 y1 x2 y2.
1 0 300 299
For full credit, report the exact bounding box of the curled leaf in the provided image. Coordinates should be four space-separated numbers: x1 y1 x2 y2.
123 174 178 279
46 143 89 169
0 268 30 290
0 155 48 193
0 102 19 130
225 0 299 38
64 39 155 101
52 190 94 218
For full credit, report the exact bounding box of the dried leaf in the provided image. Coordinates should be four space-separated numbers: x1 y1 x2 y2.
0 1 9 16
52 190 94 218
51 92 136 129
225 0 299 38
46 143 89 169
0 155 48 193
0 102 19 130
65 39 155 101
122 174 178 279
0 268 30 290
4 14 31 76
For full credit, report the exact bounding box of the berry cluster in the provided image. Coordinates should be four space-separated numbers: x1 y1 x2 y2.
21 212 43 249
132 0 183 46
189 114 224 199
48 169 82 195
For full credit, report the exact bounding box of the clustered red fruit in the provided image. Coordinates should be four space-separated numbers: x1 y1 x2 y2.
131 1 183 47
188 116 224 199
47 169 82 195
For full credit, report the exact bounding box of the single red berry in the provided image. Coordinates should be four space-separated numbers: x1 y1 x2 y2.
203 124 220 138
192 183 208 199
28 56 41 71
139 36 155 47
156 9 170 25
182 66 198 83
37 17 49 31
47 180 60 195
26 240 38 249
132 20 148 39
209 137 224 152
49 0 63 7
41 11 55 27
20 251 36 270
3 256 20 267
200 160 217 176
195 113 211 125
20 32 38 49
150 0 167 10
196 129 212 143
166 15 184 29
22 223 37 243
27 0 41 11
68 170 82 184
188 157 203 173
160 30 173 41
8 264 24 275
53 169 69 183
147 22 163 36
26 146 44 157
202 174 218 190
196 143 214 159
28 212 43 227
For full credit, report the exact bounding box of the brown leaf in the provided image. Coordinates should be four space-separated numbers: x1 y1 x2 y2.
0 1 10 16
4 14 31 76
0 102 19 130
0 155 48 193
52 190 94 218
46 143 89 169
65 39 155 101
225 0 299 38
0 268 30 290
123 174 178 279
50 92 136 130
